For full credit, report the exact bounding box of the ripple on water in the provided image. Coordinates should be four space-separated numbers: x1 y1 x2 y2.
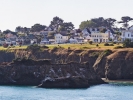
0 84 133 100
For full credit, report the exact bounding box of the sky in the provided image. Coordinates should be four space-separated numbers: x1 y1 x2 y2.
0 0 133 31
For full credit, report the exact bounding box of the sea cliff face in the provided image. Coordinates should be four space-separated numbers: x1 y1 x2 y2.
0 48 133 87
0 59 104 88
105 50 133 80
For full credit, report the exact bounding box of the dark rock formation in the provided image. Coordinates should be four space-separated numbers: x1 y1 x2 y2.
0 59 104 88
0 50 15 63
39 76 89 88
1 48 133 82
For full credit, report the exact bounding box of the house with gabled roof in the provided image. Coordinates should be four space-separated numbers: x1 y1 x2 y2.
69 36 78 43
121 26 133 42
54 32 69 44
69 34 85 44
40 37 49 44
82 27 115 42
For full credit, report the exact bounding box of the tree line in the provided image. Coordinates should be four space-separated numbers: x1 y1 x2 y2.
0 16 75 37
1 16 133 36
79 16 133 30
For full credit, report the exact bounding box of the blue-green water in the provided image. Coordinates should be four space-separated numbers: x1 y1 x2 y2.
0 84 133 100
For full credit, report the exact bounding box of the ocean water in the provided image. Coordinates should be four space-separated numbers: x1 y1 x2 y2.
0 83 133 100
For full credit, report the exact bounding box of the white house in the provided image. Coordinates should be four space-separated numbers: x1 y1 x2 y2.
89 33 109 42
85 31 114 43
54 33 68 44
121 31 133 41
69 35 84 43
69 38 78 43
121 26 133 41
82 27 114 42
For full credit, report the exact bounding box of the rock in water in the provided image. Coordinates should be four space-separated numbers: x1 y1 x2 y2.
39 76 89 88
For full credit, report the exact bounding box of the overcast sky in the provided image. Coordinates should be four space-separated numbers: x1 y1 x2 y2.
0 0 133 31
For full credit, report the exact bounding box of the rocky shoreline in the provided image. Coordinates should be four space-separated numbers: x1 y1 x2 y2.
0 59 105 88
0 48 133 88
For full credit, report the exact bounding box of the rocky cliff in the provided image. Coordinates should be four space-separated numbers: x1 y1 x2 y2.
105 49 133 80
0 59 104 88
0 48 133 83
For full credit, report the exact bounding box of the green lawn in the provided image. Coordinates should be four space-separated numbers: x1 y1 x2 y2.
46 43 123 49
0 43 123 50
0 45 27 50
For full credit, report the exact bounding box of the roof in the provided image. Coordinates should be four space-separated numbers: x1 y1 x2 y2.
0 38 5 41
70 30 76 33
60 31 68 36
10 38 16 41
27 34 36 39
129 25 133 31
77 38 84 40
6 38 16 41
86 28 91 34
40 31 48 34
48 37 54 39
42 37 49 41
